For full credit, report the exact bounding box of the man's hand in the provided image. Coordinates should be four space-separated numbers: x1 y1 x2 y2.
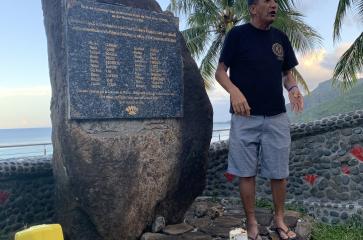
288 87 304 113
230 87 251 116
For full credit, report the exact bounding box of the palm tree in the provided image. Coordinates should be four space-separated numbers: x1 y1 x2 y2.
333 0 363 90
168 0 322 92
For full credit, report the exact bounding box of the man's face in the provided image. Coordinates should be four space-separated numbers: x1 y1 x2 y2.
250 0 278 24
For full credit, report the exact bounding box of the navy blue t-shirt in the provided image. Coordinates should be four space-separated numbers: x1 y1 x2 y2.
219 23 298 116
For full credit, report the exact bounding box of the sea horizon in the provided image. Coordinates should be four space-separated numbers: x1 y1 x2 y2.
0 123 230 159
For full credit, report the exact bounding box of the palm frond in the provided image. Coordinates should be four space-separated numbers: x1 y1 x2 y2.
187 6 219 28
200 34 224 89
357 0 363 20
333 0 353 42
333 32 363 91
273 10 322 54
167 0 217 16
276 0 296 11
181 26 212 58
291 68 310 94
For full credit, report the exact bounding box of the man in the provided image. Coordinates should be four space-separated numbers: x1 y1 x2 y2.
215 0 304 239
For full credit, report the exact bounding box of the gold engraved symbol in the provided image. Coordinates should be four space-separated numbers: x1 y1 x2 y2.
272 43 284 61
126 106 138 115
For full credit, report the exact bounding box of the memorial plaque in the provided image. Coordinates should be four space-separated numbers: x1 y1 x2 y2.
65 0 183 119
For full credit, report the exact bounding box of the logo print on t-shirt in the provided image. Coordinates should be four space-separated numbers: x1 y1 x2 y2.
272 43 284 61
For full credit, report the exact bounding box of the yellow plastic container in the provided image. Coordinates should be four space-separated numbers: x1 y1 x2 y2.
15 224 63 240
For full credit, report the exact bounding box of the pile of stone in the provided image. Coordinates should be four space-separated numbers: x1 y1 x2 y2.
141 197 314 240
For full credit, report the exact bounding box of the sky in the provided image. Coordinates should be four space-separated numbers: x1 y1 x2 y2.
0 0 361 128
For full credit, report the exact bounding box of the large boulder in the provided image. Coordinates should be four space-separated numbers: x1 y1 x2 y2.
41 0 213 239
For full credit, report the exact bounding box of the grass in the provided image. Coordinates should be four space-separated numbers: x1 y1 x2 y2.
255 198 273 209
255 198 307 214
311 215 363 240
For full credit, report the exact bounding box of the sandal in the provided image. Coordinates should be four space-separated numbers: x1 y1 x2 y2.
272 227 297 240
248 232 262 240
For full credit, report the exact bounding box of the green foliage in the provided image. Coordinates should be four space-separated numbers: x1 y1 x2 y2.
287 79 363 123
311 215 363 240
285 203 307 214
168 0 321 90
255 198 273 210
333 0 363 90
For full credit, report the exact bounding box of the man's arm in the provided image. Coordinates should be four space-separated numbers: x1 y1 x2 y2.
283 70 304 113
215 62 251 116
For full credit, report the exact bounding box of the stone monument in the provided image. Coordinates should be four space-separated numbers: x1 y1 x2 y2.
41 0 213 239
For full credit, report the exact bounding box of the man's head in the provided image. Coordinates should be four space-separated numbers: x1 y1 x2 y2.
248 0 278 25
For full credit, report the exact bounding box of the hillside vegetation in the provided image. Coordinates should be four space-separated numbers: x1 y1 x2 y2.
287 79 363 123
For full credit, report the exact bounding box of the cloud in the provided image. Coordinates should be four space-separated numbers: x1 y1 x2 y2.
320 44 351 69
296 43 352 90
294 0 315 12
0 86 51 97
207 84 229 102
0 85 51 129
207 84 230 122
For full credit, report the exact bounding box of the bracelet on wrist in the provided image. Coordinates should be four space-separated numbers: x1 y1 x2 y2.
288 85 298 92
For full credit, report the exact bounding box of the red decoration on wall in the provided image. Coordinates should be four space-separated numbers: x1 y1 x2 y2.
304 175 318 186
0 191 10 204
341 165 350 175
224 172 235 182
350 145 363 162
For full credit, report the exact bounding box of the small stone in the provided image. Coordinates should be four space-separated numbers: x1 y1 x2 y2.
194 203 208 218
140 233 174 240
295 217 313 240
318 178 329 190
341 212 349 220
179 231 213 240
163 223 194 235
332 169 340 175
337 150 346 156
341 175 350 185
330 211 339 217
348 159 359 166
349 135 360 144
152 216 166 233
207 206 223 219
284 214 299 228
350 167 359 175
331 218 340 225
326 189 337 200
351 175 361 183
353 128 362 134
338 193 350 201
255 212 273 226
349 205 354 209
316 191 325 198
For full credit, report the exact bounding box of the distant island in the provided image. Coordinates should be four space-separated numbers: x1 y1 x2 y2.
286 78 363 123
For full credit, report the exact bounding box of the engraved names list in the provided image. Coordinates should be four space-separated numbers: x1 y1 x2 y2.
65 0 183 119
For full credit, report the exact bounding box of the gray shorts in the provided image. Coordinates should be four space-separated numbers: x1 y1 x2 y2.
227 113 291 179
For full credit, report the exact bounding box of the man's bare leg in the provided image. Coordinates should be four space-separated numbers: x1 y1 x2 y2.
239 177 259 239
271 179 296 239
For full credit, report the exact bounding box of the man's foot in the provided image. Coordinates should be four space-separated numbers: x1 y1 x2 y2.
272 221 297 240
247 223 262 240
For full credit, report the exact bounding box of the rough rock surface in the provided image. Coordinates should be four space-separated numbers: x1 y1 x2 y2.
141 197 311 240
41 0 212 239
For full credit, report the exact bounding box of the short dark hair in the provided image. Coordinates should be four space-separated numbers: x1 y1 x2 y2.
247 0 258 6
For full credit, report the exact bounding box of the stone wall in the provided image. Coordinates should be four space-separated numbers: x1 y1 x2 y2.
0 157 54 240
1 110 363 237
204 110 363 224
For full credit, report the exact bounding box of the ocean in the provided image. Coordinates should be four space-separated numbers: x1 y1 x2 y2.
0 123 230 160
0 128 52 160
